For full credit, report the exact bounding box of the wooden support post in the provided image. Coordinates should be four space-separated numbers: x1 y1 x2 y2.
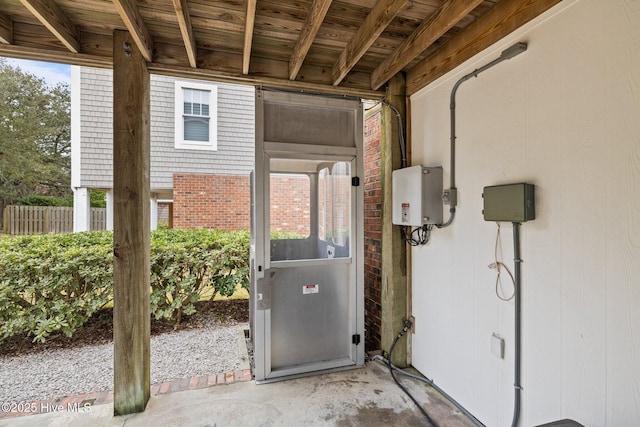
1 200 5 233
380 73 409 367
112 29 151 416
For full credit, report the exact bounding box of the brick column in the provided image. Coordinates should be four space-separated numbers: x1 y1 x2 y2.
364 106 383 352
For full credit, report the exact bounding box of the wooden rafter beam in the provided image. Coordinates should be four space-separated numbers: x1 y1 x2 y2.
112 0 154 62
0 44 111 68
407 0 562 95
172 0 197 68
0 12 12 44
289 0 332 80
242 0 256 75
19 0 79 52
371 0 484 90
331 0 407 86
148 63 384 100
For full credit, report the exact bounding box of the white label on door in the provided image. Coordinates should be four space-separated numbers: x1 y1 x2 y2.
303 284 319 294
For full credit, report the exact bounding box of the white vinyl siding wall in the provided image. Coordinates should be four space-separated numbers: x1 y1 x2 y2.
409 1 640 426
75 68 254 191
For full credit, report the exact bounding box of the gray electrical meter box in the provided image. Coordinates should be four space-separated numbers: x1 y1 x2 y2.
482 183 535 222
392 165 443 226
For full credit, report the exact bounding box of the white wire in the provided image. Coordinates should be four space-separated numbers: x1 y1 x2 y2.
489 222 515 301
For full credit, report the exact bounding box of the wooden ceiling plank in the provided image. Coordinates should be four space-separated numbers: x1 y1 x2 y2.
331 0 407 86
19 0 80 52
171 0 197 68
371 0 484 90
151 39 381 97
407 0 562 95
288 0 333 80
243 0 256 74
0 12 12 44
112 0 153 62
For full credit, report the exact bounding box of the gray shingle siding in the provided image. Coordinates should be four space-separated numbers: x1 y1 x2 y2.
78 67 255 190
79 67 113 188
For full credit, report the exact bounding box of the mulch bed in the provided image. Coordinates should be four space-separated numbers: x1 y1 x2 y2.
0 299 249 358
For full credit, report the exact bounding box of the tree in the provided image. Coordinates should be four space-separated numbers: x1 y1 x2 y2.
0 58 71 202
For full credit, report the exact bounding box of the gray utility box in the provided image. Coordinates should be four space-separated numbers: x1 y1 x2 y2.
392 165 443 226
483 183 535 222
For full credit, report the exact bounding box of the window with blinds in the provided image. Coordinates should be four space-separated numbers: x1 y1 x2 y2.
174 81 217 150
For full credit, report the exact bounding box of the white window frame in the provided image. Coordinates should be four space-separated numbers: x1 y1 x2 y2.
174 81 218 151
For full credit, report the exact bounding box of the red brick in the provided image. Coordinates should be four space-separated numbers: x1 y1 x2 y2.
173 377 189 392
188 376 199 389
151 383 161 395
173 173 251 230
196 375 209 388
364 110 382 353
225 372 235 384
207 375 217 386
159 381 171 394
94 390 112 405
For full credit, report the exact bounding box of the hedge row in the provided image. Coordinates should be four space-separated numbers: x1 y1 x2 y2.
0 229 249 344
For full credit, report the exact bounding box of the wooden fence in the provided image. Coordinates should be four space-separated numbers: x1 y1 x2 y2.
2 205 106 235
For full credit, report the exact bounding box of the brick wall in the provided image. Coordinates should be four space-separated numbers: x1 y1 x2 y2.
173 173 311 233
270 174 310 236
364 109 382 352
173 173 250 230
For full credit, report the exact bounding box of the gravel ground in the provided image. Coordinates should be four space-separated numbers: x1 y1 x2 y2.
0 322 248 403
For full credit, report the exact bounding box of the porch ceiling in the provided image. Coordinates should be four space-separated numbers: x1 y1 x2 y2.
0 0 560 98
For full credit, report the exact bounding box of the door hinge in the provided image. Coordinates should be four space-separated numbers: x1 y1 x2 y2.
351 177 360 187
352 334 361 345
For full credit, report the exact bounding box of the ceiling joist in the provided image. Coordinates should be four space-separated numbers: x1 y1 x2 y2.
112 0 154 62
172 0 197 68
289 0 333 81
243 0 256 75
19 0 79 53
0 0 558 98
331 0 407 86
407 0 562 95
0 12 12 44
371 0 484 90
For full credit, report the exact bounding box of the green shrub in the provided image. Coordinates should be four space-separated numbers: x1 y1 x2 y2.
16 195 73 207
0 229 250 344
150 229 249 323
90 190 106 208
270 230 306 239
15 192 106 208
0 231 113 343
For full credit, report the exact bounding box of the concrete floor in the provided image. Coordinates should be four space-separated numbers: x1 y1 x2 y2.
1 362 477 427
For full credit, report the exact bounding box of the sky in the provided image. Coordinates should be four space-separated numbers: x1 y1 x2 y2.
2 57 71 86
